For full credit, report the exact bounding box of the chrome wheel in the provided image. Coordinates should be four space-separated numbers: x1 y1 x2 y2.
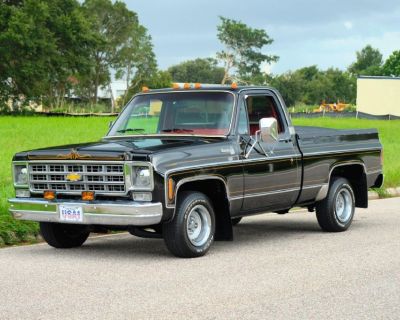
335 188 353 223
186 205 211 247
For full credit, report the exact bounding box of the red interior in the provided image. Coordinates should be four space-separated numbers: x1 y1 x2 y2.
161 128 228 135
249 105 281 135
190 128 228 135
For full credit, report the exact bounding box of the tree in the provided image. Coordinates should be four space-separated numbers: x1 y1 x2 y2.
81 0 141 104
125 70 172 100
382 50 400 77
0 0 94 109
114 25 158 106
305 69 355 105
297 65 320 82
324 68 356 103
348 45 383 76
269 72 304 107
168 58 224 84
216 17 278 84
269 66 356 107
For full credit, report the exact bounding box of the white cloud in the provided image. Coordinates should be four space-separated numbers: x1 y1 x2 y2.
344 21 353 30
261 62 273 75
127 0 400 72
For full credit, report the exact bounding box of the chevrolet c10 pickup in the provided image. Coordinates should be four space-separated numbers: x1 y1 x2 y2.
9 85 383 257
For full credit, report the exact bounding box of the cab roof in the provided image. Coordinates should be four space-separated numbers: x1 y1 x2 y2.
139 85 277 94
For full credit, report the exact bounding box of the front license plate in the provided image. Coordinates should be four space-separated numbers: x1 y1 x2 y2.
59 205 83 222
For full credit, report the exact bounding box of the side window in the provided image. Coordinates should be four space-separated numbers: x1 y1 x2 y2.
237 102 249 135
245 96 284 136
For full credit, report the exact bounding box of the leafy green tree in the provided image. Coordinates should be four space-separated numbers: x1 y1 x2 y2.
216 17 278 84
297 65 320 82
305 68 355 105
382 50 400 77
0 0 94 109
168 58 224 84
324 68 356 103
114 25 158 106
269 72 304 107
348 45 383 76
126 70 172 100
269 66 356 107
81 0 142 103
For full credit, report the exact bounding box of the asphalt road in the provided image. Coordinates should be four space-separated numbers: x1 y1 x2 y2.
0 198 399 320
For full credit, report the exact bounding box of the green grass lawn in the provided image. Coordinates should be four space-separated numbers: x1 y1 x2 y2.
0 116 114 245
0 115 398 246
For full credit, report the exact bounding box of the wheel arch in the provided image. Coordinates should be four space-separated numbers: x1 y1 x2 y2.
327 161 368 208
173 176 233 241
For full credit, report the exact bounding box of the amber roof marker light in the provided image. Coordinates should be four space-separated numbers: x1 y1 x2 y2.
194 83 201 89
142 86 149 92
183 83 190 89
231 82 238 89
172 83 180 89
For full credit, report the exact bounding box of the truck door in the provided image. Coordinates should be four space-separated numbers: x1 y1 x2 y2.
239 92 302 212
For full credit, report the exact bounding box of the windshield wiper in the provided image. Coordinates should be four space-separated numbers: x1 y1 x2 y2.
162 128 194 133
117 128 146 133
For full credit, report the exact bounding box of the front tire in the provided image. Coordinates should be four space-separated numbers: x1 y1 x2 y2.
231 217 242 226
163 192 215 258
40 222 90 248
316 177 355 232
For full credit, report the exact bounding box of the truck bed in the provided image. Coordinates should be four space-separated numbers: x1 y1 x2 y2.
295 126 379 141
294 126 381 153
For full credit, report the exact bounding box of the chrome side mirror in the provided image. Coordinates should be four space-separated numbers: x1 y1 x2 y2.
259 118 278 144
244 117 278 159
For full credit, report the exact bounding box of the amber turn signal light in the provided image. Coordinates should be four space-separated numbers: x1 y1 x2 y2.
44 190 55 200
82 191 95 201
168 178 175 201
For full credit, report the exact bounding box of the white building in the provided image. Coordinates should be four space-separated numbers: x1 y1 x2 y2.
357 76 400 117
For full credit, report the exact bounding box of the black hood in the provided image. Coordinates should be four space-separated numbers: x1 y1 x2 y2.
13 136 221 161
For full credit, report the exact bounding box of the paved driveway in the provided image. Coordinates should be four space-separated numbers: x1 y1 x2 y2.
1 198 399 319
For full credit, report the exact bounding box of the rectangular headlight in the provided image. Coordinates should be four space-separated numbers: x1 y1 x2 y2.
13 163 29 187
130 163 154 191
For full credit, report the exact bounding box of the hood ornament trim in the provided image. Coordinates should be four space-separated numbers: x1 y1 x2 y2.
57 149 92 160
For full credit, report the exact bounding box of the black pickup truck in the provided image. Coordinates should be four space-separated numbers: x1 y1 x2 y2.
9 85 383 257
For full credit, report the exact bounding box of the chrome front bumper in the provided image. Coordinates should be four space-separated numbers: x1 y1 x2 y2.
8 198 163 226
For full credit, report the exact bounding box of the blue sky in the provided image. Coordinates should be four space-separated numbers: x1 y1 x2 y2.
126 0 400 74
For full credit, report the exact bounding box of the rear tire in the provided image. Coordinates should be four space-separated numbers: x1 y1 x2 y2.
163 192 215 258
316 177 355 232
40 222 90 248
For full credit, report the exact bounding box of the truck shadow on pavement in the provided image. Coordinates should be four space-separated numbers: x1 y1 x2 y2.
25 214 364 260
233 218 320 240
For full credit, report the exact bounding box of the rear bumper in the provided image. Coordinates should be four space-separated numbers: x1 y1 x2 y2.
8 198 163 226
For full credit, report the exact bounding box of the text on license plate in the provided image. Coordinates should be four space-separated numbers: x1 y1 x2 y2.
59 205 83 222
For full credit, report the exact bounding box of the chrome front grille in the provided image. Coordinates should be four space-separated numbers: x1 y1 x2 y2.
29 162 126 195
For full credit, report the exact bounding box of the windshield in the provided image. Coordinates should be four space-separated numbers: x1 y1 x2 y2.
108 91 235 137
